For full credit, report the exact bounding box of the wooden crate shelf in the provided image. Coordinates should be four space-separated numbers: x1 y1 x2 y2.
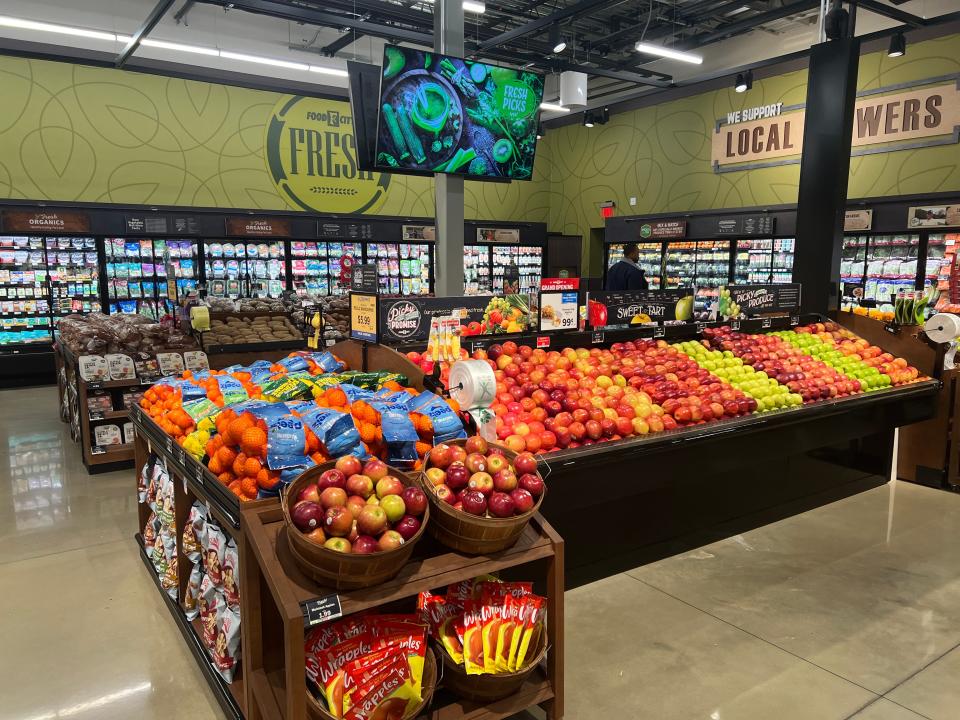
240 505 565 720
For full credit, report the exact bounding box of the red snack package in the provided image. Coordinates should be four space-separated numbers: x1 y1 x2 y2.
511 595 546 672
439 614 465 665
461 601 484 675
371 625 428 698
495 594 521 672
342 651 408 714
478 589 503 674
343 665 415 720
312 634 376 717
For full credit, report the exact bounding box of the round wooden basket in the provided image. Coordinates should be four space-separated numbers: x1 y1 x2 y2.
306 647 439 720
438 623 548 703
282 461 429 590
418 438 545 555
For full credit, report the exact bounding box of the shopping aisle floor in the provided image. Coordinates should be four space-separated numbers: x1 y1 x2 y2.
2 386 960 720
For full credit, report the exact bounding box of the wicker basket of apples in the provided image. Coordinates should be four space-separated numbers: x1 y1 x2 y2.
283 455 430 590
418 436 546 555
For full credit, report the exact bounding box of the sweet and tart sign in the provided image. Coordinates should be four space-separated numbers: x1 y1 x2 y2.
712 79 960 171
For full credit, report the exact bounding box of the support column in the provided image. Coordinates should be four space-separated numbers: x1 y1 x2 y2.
793 36 860 313
434 0 465 296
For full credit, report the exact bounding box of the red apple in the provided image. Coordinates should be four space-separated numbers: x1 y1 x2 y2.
584 419 602 440
292 501 324 533
324 506 354 537
335 455 362 478
345 473 374 498
449 445 467 464
434 484 456 505
297 484 320 504
445 463 470 491
461 489 488 516
320 487 347 509
378 531 404 551
305 527 326 544
493 468 518 493
510 488 535 514
352 535 379 554
356 504 388 535
324 537 351 553
518 473 545 497
513 452 538 476
468 471 494 495
317 468 346 491
363 458 389 481
428 443 454 469
488 492 516 518
401 487 427 516
425 467 447 487
465 452 488 474
464 436 489 455
346 495 366 519
375 475 404 498
394 515 422 541
486 454 508 475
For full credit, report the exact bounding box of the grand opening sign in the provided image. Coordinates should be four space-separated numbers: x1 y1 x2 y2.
712 80 960 171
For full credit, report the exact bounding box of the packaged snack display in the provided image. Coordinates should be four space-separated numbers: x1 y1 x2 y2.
222 539 240 610
142 455 179 600
213 605 242 683
184 563 203 621
58 312 197 356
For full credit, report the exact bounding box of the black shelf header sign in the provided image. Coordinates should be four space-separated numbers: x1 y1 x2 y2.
124 215 200 235
351 263 379 293
715 214 776 236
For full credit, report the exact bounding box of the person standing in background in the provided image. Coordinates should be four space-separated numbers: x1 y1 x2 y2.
606 243 649 291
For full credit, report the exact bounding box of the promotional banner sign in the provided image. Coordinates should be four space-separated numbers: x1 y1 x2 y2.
350 293 378 342
636 220 686 240
541 278 580 292
224 217 291 237
477 228 521 243
907 205 960 228
377 294 532 344
587 288 695 328
718 284 801 318
351 263 379 293
539 291 578 331
1 211 90 233
844 210 874 232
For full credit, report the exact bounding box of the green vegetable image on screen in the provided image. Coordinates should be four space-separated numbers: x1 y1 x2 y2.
375 45 544 180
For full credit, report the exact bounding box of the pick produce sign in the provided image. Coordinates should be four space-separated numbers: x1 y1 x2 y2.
587 288 695 328
722 284 801 318
377 294 532 344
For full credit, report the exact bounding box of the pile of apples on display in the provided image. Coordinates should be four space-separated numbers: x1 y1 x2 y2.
477 339 756 452
290 455 428 554
785 321 920 386
423 437 543 519
699 327 861 403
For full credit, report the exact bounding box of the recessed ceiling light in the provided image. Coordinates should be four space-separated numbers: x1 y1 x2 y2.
634 41 703 64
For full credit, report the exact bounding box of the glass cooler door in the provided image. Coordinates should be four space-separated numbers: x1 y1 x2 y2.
772 238 795 283
0 236 52 348
464 245 491 295
327 242 361 295
863 234 919 305
45 236 100 320
105 237 196 317
664 241 697 289
290 241 329 297
693 240 730 313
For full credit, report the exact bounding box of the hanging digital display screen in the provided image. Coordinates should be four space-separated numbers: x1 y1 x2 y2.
374 45 544 180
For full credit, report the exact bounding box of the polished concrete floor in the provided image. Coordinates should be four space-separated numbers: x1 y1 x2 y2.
2 386 960 719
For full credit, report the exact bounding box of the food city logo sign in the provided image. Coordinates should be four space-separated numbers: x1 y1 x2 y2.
265 96 391 214
711 77 960 172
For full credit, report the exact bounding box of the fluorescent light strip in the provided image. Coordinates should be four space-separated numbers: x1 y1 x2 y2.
539 102 570 113
634 41 703 65
0 14 349 77
421 0 487 13
141 38 219 56
0 15 118 41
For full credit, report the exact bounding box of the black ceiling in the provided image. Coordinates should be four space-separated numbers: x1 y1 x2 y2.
190 0 930 95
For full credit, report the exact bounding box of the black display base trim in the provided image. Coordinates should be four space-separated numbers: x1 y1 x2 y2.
135 534 244 720
0 349 55 386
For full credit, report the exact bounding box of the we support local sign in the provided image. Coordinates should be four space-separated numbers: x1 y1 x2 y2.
712 79 960 172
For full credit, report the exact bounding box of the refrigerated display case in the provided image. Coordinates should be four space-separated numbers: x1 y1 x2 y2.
204 239 285 298
0 236 52 348
924 234 951 294
733 238 795 284
367 242 431 295
863 234 920 304
290 241 329 296
605 243 662 289
464 245 491 295
664 241 699 289
772 238 795 283
45 236 100 320
327 242 361 295
693 241 730 314
105 238 197 317
491 244 543 295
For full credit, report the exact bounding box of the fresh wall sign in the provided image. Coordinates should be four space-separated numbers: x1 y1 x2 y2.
265 96 390 214
712 79 960 172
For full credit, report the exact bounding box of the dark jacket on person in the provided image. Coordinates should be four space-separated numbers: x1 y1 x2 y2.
606 260 648 291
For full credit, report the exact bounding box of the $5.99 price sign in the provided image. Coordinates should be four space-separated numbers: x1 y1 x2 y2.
350 293 378 342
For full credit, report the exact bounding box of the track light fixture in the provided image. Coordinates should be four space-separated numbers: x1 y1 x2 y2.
582 112 594 128
582 107 609 128
735 69 752 93
536 123 544 140
888 32 906 58
550 23 566 54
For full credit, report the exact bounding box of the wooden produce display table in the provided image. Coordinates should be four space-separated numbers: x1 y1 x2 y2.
836 311 955 489
239 505 565 720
